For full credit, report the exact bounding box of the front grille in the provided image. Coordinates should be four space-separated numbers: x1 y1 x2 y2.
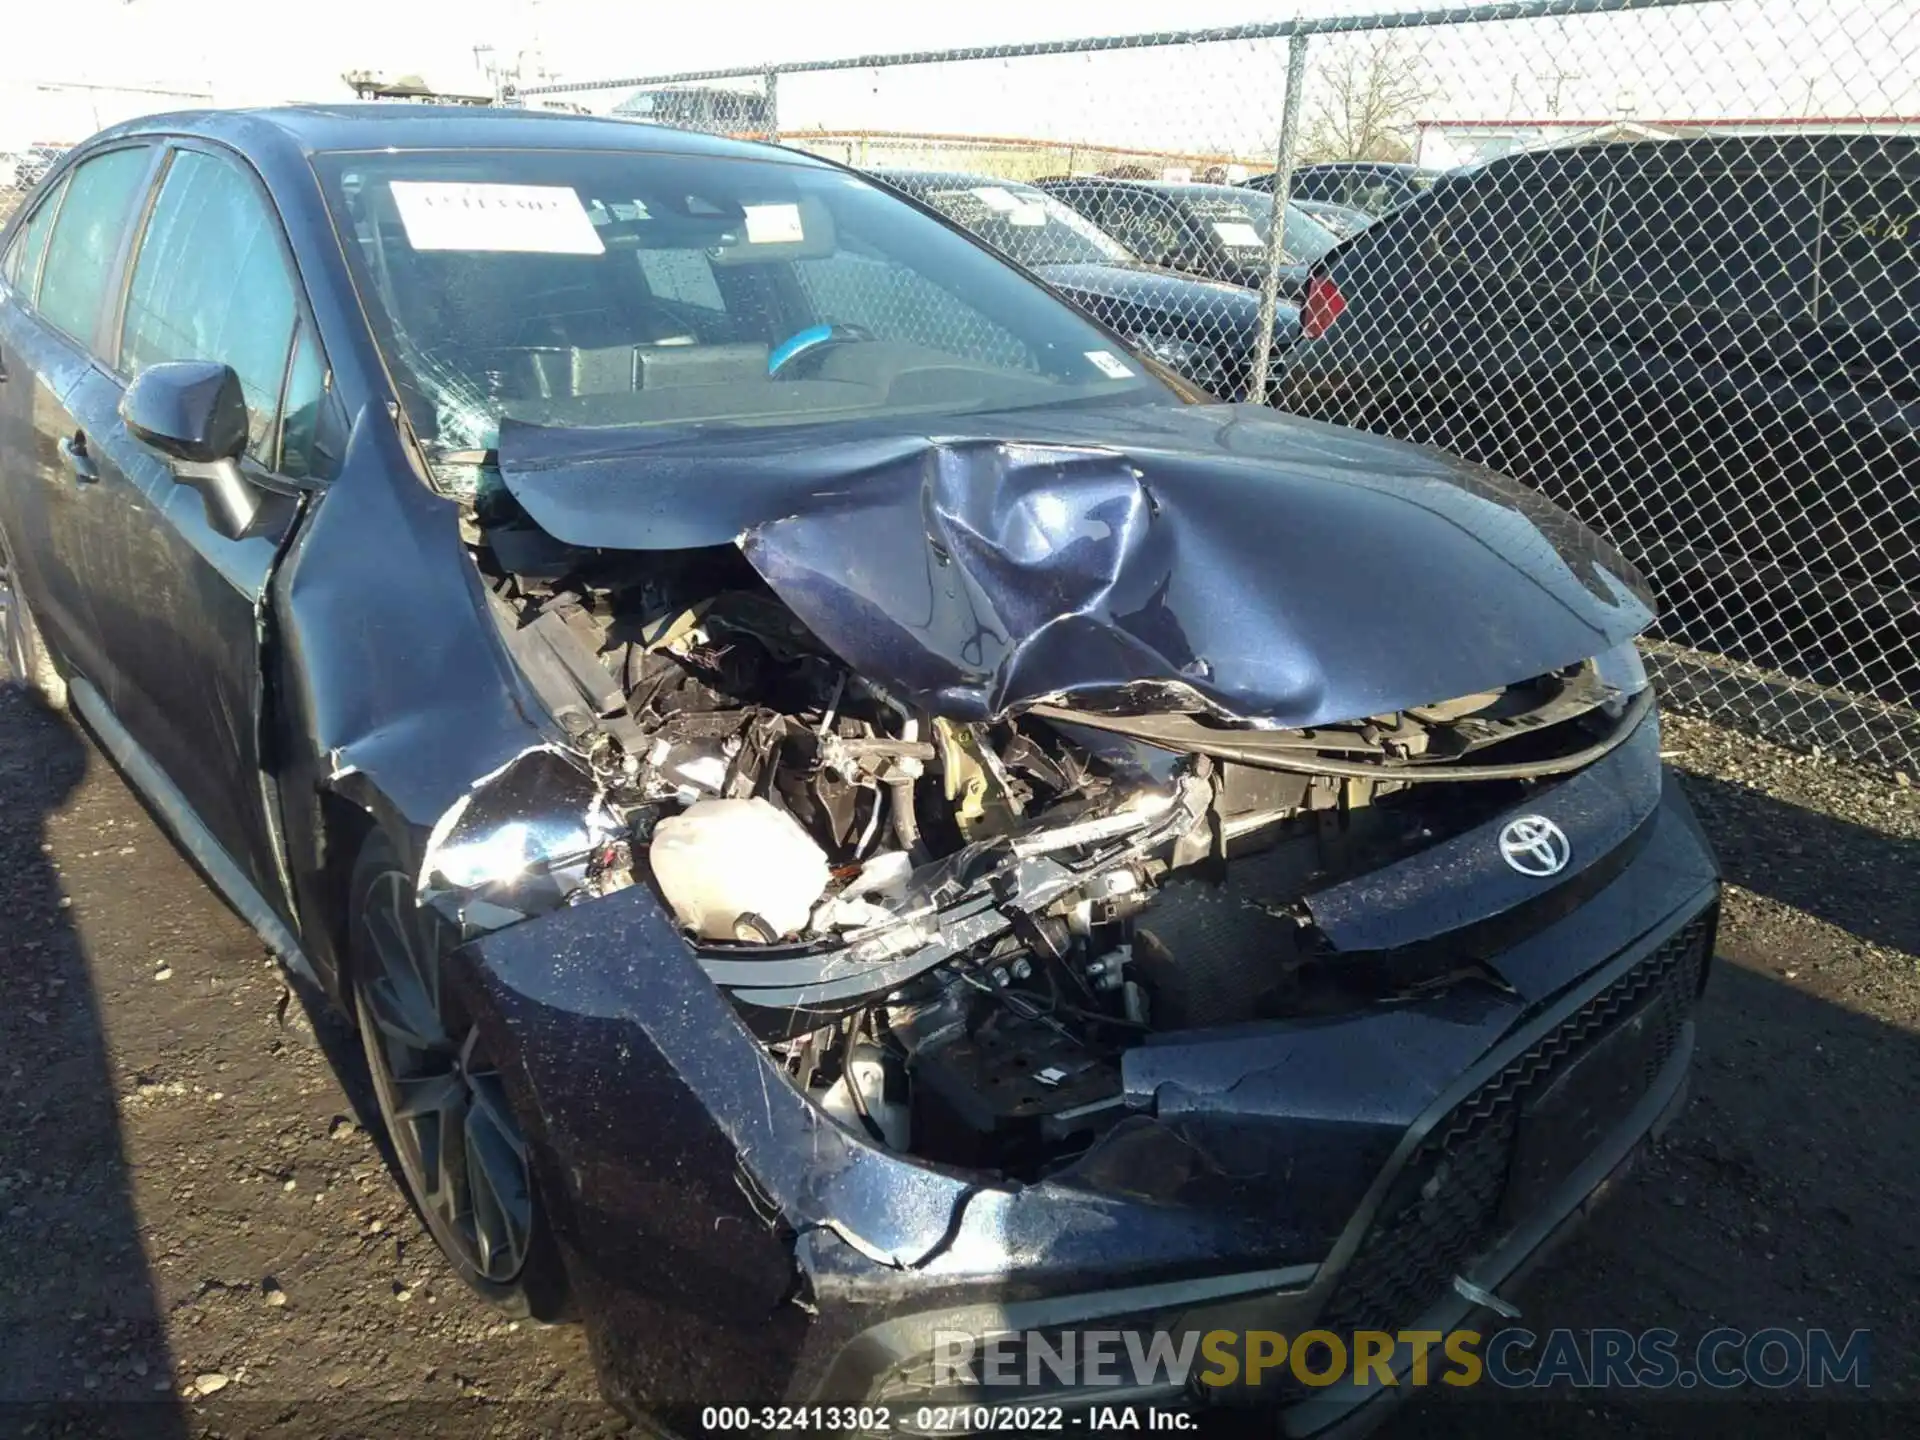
1317 909 1714 1338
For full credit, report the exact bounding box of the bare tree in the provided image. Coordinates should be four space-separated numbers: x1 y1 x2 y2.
1298 35 1435 164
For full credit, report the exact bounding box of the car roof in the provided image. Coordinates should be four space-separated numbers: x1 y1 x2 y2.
1297 161 1439 176
84 103 823 166
1476 130 1917 177
1047 177 1260 201
871 168 1045 192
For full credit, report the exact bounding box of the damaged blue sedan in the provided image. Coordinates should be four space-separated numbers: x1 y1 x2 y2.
0 106 1718 1432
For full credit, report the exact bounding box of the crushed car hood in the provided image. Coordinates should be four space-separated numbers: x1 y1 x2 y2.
495 403 1653 727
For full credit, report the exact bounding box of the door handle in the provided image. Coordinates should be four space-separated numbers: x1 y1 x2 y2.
58 432 99 485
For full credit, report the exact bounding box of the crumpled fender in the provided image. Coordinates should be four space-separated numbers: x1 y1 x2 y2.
268 407 578 989
458 881 1322 1278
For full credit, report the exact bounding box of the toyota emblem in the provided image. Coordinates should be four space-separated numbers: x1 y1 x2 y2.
1498 815 1571 877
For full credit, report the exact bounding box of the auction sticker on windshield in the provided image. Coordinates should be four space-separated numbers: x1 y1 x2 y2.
745 202 807 244
1085 350 1136 379
390 182 606 254
1212 220 1264 249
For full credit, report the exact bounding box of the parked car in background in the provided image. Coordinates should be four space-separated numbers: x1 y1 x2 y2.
873 168 1299 397
1277 134 1920 708
1292 197 1375 239
2 105 1719 1434
1037 177 1339 298
1250 161 1448 216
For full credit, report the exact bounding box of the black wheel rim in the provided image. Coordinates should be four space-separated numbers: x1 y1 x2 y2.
357 870 532 1284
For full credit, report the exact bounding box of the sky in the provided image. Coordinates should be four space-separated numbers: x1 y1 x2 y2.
4 0 1916 155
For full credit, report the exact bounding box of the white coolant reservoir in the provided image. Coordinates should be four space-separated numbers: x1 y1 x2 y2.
649 798 831 941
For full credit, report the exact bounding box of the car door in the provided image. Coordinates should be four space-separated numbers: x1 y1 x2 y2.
1812 143 1920 620
1586 143 1825 665
0 170 74 639
0 144 158 692
77 140 329 915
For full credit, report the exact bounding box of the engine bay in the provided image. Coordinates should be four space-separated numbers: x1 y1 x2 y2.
458 488 1648 1178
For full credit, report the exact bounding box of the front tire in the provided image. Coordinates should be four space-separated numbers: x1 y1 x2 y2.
0 524 68 710
347 829 568 1318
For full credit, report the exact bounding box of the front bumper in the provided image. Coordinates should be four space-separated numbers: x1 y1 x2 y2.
455 762 1719 1427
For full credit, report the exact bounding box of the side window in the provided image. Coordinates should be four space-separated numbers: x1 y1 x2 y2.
1352 177 1396 215
1516 177 1608 293
1105 194 1184 263
1418 166 1594 294
2 173 69 299
37 147 152 345
121 149 300 456
1419 180 1508 271
1047 186 1099 228
1291 171 1330 203
637 248 725 311
1821 162 1917 333
277 324 327 479
1077 189 1119 234
1594 149 1818 319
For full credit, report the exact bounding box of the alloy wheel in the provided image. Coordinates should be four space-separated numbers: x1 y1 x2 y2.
355 870 533 1285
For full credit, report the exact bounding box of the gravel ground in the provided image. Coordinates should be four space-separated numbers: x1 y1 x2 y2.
1 671 1916 1438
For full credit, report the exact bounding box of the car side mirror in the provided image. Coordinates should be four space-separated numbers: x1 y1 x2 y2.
121 361 262 540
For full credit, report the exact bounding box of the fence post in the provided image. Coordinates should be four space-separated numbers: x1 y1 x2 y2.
764 70 780 140
1246 31 1309 403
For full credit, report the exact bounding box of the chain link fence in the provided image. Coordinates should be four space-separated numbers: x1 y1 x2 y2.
506 0 1920 771
2 3 1914 768
1 79 213 225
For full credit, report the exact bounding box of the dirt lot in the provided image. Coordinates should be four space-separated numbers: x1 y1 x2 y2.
2 667 1917 1438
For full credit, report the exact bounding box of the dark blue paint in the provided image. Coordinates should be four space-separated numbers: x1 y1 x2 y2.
458 775 1716 1412
0 103 1721 1427
499 401 1653 726
1306 713 1666 953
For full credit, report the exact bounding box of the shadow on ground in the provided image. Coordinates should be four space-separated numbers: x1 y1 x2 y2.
4 668 1919 1436
1681 769 1920 957
0 683 187 1437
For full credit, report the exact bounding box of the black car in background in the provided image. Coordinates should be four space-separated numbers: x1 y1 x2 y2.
1294 197 1376 239
1277 134 1920 709
1038 176 1339 299
874 169 1299 398
1251 160 1448 216
2 106 1718 1432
